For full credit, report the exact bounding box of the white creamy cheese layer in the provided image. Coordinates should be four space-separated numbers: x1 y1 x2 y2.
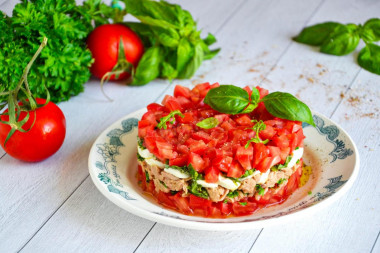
138 145 304 188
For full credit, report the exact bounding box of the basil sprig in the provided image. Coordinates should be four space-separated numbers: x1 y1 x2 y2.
293 18 380 75
204 85 315 127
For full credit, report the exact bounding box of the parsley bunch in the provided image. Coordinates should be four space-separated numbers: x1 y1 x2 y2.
0 0 113 103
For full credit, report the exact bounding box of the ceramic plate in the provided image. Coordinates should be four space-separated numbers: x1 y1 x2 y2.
88 108 359 231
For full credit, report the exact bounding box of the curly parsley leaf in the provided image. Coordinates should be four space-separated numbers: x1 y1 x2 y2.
245 120 269 148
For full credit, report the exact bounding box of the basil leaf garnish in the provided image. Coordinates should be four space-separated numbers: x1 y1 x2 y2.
361 18 380 43
196 117 219 129
358 43 380 75
261 92 315 127
204 85 251 114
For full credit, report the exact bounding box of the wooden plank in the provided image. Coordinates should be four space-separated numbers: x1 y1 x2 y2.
135 226 260 253
20 178 155 252
372 231 380 253
0 1 244 252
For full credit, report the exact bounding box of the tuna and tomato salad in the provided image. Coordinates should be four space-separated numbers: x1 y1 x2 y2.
137 82 313 217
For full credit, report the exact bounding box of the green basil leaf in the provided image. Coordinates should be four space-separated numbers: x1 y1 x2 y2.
135 15 179 29
361 18 380 43
178 42 204 79
152 27 180 47
358 43 380 75
320 24 360 56
293 22 344 46
161 61 178 80
239 103 257 114
260 92 315 126
203 33 217 46
176 37 193 74
204 48 220 60
196 117 219 129
250 87 260 104
204 85 250 114
131 46 163 86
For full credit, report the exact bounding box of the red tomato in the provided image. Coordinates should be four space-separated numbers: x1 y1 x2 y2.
232 202 259 216
257 156 281 172
0 98 66 162
273 135 290 149
227 161 245 178
170 193 192 214
174 85 191 98
87 24 144 80
236 145 253 170
188 152 205 172
205 166 220 183
253 143 269 167
157 191 176 209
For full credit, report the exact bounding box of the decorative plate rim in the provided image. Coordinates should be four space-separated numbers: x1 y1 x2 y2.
88 108 360 231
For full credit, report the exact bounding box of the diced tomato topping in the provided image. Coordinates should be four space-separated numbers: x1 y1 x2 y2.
147 103 167 113
205 166 220 183
170 193 192 215
260 124 276 139
242 86 252 96
191 131 211 143
236 145 253 170
253 143 269 167
256 86 269 98
227 161 245 178
169 154 188 167
273 135 290 149
188 152 205 172
267 146 281 157
174 85 191 98
256 155 281 172
212 155 233 173
188 140 207 154
235 115 252 126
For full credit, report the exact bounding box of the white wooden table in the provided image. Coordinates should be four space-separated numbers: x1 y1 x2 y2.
1 0 380 252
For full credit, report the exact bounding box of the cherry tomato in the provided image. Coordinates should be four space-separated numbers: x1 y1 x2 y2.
0 98 66 162
87 24 144 80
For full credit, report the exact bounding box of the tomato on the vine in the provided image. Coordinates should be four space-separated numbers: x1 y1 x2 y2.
0 98 66 162
87 24 144 80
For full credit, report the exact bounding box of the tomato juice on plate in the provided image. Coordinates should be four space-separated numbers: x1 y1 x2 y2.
137 82 307 217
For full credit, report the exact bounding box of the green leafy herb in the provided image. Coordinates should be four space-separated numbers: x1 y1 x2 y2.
239 202 247 206
138 138 145 149
277 178 286 185
165 164 190 175
170 190 178 195
0 0 114 103
271 155 292 171
137 152 145 161
255 184 265 196
157 110 184 129
245 120 269 148
160 180 168 188
293 18 380 76
358 43 380 75
196 117 220 129
145 171 150 183
204 85 315 126
204 85 251 114
227 190 239 198
320 24 360 56
293 22 344 46
296 159 300 164
240 169 255 179
261 92 315 127
122 0 220 85
188 164 209 198
308 191 313 195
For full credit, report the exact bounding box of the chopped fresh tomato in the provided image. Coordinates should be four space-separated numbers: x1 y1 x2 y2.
174 85 191 98
170 193 192 214
227 161 245 178
253 143 269 167
236 145 253 170
188 152 205 172
205 166 220 183
232 201 259 216
256 156 281 172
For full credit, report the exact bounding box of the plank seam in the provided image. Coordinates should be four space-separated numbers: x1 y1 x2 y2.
0 153 6 160
17 174 90 253
133 223 157 253
370 230 380 253
259 0 326 86
328 69 361 118
215 0 248 34
248 228 263 252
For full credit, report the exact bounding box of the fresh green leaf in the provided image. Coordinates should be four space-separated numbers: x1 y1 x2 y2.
204 85 250 114
176 37 193 74
203 33 217 46
145 171 150 182
239 202 247 206
358 43 380 75
260 92 315 127
227 190 239 198
277 178 286 185
178 42 204 79
255 184 265 196
161 61 178 80
151 27 180 47
204 48 220 60
361 18 380 43
165 164 189 175
272 155 292 171
137 152 145 161
131 46 163 85
196 117 219 129
239 103 257 114
293 22 344 46
320 24 360 56
157 110 184 129
250 87 260 104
